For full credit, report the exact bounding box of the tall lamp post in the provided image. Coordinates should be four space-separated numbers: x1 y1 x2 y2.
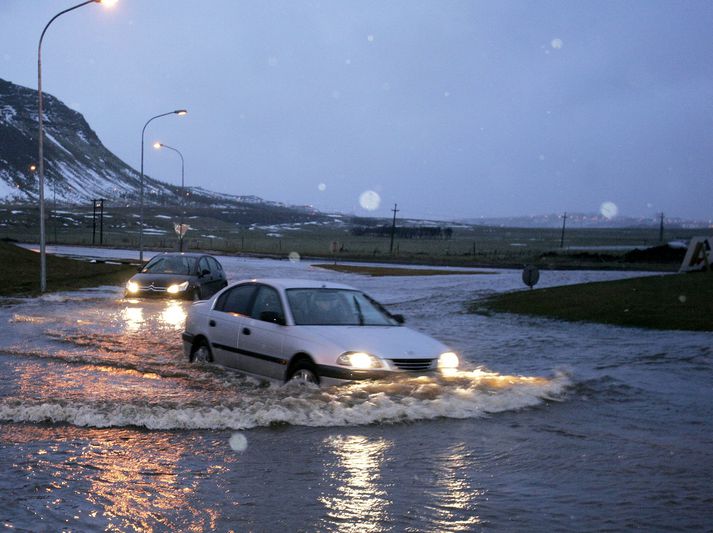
37 0 118 292
139 110 187 262
153 142 186 252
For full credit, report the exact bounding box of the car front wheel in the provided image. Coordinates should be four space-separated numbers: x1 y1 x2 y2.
191 339 213 363
287 360 319 385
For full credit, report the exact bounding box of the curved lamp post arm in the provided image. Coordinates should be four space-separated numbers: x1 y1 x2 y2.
154 143 185 251
37 0 104 293
138 109 187 261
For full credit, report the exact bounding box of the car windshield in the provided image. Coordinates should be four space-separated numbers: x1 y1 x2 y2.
286 288 398 326
142 256 196 275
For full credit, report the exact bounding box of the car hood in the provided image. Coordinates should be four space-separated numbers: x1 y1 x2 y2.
305 325 449 359
130 273 195 287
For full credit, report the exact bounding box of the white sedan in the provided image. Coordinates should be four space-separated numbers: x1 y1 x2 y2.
182 278 460 385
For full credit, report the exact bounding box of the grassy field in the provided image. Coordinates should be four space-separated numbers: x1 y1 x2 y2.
0 241 136 297
471 272 713 331
313 264 498 276
1 204 705 270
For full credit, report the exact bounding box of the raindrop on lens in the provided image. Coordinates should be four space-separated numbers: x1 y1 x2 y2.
600 201 619 219
359 190 381 211
288 251 301 263
229 433 248 452
679 295 687 303
551 38 563 49
318 183 326 192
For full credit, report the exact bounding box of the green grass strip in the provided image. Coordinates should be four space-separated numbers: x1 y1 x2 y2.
0 241 136 297
313 264 498 277
471 272 713 331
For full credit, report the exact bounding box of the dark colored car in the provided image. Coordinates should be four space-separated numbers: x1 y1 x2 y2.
124 253 228 300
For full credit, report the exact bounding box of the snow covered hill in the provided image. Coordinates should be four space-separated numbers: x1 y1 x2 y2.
0 78 176 205
0 78 287 211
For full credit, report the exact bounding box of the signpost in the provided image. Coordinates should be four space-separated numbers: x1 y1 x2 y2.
522 265 540 289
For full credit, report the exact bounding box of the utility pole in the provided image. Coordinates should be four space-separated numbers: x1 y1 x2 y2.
389 203 399 254
92 200 97 245
560 212 567 248
92 199 105 245
659 212 665 243
99 199 104 245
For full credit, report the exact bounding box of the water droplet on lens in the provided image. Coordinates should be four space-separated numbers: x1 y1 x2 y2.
551 38 563 49
678 295 687 303
318 183 326 192
600 201 619 219
229 433 248 452
288 251 301 263
359 190 381 211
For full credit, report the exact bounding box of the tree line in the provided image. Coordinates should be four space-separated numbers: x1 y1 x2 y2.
351 225 453 239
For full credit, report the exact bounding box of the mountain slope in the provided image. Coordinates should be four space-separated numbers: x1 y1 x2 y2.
0 77 179 204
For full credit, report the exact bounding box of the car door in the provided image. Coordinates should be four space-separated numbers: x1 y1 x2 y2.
207 257 227 293
207 284 257 368
197 256 216 297
237 284 288 380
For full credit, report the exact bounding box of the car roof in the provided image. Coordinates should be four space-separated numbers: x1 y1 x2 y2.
232 278 359 291
148 252 213 259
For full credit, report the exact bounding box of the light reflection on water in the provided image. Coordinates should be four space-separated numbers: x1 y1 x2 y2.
159 301 188 330
1 425 215 532
121 305 145 332
320 435 391 531
426 443 483 531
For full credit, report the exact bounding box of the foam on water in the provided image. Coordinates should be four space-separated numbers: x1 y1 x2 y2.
0 370 570 430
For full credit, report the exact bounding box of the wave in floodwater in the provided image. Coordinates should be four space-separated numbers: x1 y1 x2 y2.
0 369 570 430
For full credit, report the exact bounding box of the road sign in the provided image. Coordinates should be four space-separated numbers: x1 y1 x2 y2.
522 265 540 289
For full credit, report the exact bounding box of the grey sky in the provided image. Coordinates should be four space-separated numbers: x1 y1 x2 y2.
2 0 712 221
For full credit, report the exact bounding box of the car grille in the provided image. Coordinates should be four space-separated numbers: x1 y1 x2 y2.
138 284 167 293
390 358 435 372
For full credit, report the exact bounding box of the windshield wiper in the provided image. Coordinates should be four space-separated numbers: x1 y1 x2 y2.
353 296 365 326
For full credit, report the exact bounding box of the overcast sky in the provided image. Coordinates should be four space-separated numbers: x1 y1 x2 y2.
2 1 712 221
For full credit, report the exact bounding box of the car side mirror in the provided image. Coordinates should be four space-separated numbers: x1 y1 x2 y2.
392 314 405 324
260 311 285 325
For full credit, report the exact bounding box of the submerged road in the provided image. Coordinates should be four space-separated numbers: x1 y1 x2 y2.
1 248 710 530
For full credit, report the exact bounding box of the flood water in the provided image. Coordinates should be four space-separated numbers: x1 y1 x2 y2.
1 247 711 531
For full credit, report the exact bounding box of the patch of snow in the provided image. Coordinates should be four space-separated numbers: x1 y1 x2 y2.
1 105 17 124
44 132 73 157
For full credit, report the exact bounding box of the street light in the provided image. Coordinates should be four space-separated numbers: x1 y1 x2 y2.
139 110 187 262
37 0 117 292
153 142 186 252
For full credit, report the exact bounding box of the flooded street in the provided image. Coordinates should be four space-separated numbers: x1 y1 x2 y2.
1 248 711 531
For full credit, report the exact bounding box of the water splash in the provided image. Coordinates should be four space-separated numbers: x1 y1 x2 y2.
0 370 570 431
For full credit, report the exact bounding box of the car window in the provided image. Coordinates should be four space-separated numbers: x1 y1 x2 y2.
286 288 397 326
142 255 196 275
214 284 256 315
251 286 285 324
208 257 223 272
198 257 210 274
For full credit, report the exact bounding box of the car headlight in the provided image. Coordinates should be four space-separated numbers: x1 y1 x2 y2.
167 281 190 294
336 351 384 370
438 351 459 369
126 281 139 294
